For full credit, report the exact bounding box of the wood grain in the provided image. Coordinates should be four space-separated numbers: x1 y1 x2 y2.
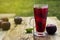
2 17 60 40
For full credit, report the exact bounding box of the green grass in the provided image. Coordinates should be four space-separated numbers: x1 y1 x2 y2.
0 0 34 16
0 0 60 20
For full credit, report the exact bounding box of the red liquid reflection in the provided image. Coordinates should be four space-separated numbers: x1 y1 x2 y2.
34 7 48 32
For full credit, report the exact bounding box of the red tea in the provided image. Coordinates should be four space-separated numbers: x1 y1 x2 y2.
34 5 48 32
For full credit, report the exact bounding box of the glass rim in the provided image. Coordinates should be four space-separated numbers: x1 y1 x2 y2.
34 4 48 8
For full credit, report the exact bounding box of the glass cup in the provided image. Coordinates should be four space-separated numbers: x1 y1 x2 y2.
33 4 48 36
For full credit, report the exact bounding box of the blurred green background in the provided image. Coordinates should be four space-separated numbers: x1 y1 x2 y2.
0 0 60 20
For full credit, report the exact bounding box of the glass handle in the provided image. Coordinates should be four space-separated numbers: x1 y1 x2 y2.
29 17 35 27
29 17 36 33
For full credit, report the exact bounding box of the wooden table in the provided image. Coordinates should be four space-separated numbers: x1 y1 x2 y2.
1 17 60 40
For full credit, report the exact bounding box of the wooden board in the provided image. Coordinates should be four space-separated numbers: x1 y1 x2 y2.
1 17 60 40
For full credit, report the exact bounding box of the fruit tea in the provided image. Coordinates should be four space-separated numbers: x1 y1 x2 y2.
34 4 48 32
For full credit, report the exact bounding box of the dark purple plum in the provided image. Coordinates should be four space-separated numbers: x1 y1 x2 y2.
0 20 2 28
1 22 11 31
14 17 22 25
46 24 57 35
1 17 9 22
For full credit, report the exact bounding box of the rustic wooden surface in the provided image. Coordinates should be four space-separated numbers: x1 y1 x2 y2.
1 17 60 40
0 14 16 18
